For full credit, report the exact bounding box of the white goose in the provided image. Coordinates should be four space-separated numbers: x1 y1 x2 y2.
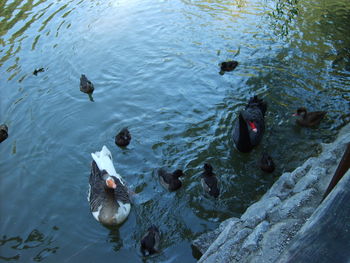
88 145 131 225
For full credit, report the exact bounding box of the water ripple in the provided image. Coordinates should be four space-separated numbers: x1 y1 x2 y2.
1 0 350 262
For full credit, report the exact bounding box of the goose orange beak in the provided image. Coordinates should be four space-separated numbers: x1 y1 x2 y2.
106 178 116 189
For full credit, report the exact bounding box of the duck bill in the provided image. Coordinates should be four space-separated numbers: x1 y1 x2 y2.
106 178 117 189
248 121 258 133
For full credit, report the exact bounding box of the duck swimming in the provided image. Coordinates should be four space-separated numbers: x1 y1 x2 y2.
233 96 267 153
33 68 44 76
88 145 131 225
201 163 220 198
260 152 275 173
141 225 160 256
219 60 238 75
80 74 94 94
115 128 131 147
158 169 185 191
0 124 8 143
293 107 326 127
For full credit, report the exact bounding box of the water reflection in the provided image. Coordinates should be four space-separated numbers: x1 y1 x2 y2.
0 227 59 262
181 0 249 14
268 0 299 38
0 0 350 262
0 0 86 81
107 228 123 252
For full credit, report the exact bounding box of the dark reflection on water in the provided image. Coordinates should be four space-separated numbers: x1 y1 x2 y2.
0 228 59 262
0 0 349 262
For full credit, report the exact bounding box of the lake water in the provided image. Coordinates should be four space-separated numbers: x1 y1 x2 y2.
0 0 349 262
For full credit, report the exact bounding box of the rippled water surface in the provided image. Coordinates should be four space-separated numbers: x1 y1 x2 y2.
1 0 349 262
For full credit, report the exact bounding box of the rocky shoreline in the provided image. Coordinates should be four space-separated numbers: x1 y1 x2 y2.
193 123 350 263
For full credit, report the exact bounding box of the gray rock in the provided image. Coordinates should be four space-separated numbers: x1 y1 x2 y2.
242 221 270 252
192 227 222 255
192 217 240 254
268 188 316 223
199 227 252 263
249 219 303 263
319 151 337 167
293 167 325 193
199 218 242 258
197 123 350 263
263 172 295 201
290 158 315 180
241 196 281 228
276 171 350 263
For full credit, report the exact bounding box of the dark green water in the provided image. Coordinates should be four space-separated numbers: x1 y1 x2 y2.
0 0 349 262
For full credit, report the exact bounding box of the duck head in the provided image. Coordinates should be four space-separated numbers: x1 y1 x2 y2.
247 95 267 117
173 169 184 178
293 107 307 118
204 163 213 175
101 171 118 189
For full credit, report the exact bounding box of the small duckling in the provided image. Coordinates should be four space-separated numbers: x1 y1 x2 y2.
293 107 326 127
80 74 94 94
33 68 44 75
115 128 131 147
219 60 238 75
201 163 220 198
141 225 160 256
260 152 275 173
158 169 184 191
0 124 8 143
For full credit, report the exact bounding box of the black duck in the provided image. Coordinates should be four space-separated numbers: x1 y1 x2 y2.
80 74 94 94
260 152 275 173
141 225 160 256
0 124 8 143
158 169 184 191
201 163 220 198
115 128 131 147
219 60 238 75
293 107 326 127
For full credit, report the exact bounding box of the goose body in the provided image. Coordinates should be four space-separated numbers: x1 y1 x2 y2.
293 107 326 127
80 74 94 94
201 163 220 198
88 146 130 225
233 96 266 153
115 128 131 147
158 169 184 191
141 225 160 256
